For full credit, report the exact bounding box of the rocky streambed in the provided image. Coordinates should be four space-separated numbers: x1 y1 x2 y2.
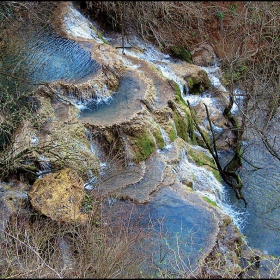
0 1 278 277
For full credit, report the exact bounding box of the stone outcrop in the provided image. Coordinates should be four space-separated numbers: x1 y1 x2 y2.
28 168 88 223
191 43 218 67
9 94 101 183
0 181 30 238
184 68 211 95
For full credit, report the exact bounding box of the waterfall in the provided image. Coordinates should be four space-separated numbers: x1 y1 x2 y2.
173 149 245 230
64 5 244 231
63 2 105 43
36 155 52 178
158 125 171 147
157 124 175 153
84 129 107 190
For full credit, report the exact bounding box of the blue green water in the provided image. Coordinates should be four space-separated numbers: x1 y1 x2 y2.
103 186 217 276
220 142 280 257
79 70 143 124
2 29 100 86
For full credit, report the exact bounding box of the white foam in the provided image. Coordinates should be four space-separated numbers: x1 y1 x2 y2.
64 3 104 43
173 149 245 230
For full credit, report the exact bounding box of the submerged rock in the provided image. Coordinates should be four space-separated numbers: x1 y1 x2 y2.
28 168 88 223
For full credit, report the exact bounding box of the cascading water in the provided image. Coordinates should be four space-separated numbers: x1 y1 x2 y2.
175 148 245 228
69 85 113 111
36 155 52 178
158 126 171 148
109 30 280 256
201 56 280 256
111 35 244 228
7 0 278 263
84 128 107 190
63 8 244 232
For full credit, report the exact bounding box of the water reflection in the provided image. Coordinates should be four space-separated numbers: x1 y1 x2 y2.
2 28 100 86
102 186 217 277
219 141 280 256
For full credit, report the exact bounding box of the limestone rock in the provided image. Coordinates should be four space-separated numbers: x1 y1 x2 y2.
161 61 211 95
184 68 211 95
28 168 88 223
191 43 217 67
8 94 101 183
0 182 30 238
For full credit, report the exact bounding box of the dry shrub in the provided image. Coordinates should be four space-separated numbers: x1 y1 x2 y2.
1 187 280 279
0 195 153 279
84 1 207 50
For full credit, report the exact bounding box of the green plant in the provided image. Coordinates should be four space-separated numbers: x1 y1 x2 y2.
203 196 218 207
133 131 156 161
82 193 94 213
90 24 108 44
216 11 224 20
229 3 238 13
169 46 192 63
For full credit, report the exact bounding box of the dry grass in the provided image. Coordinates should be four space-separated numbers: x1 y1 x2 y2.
0 196 153 278
2 201 280 279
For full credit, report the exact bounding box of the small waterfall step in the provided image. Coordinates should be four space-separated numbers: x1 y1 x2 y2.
93 161 146 194
78 69 148 126
116 151 166 204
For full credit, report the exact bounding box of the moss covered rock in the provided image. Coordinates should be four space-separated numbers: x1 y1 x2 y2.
185 69 211 94
28 168 88 223
169 46 192 63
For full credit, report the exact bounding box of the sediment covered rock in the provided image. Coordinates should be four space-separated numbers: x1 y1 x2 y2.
28 168 88 223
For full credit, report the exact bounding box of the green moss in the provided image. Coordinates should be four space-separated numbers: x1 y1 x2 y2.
174 84 187 107
173 110 189 142
167 121 177 142
169 46 192 63
153 125 165 149
134 131 156 161
169 83 196 144
203 196 218 207
213 169 222 183
189 148 221 183
186 70 210 95
173 82 197 143
90 24 108 44
186 77 202 94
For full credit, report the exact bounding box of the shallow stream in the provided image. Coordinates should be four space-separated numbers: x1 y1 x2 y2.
3 1 279 262
79 70 143 125
64 4 280 258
